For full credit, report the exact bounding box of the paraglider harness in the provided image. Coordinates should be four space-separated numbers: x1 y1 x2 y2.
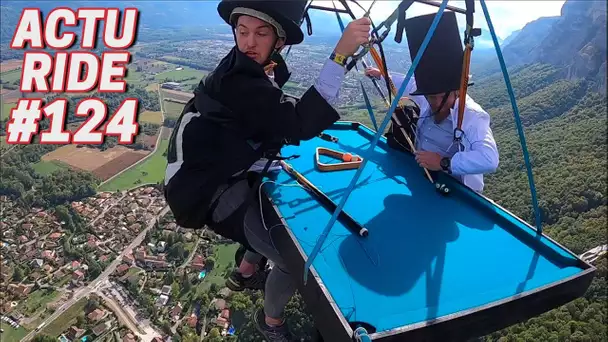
163 88 298 254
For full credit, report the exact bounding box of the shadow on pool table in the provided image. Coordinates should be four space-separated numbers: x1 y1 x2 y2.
337 193 494 322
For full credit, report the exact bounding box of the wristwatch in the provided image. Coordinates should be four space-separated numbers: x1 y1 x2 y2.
329 51 347 67
440 157 452 174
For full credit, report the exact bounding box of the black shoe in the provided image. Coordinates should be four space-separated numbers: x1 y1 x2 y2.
253 308 292 342
225 269 267 291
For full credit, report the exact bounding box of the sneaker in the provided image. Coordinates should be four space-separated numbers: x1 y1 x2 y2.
225 269 267 292
253 308 292 342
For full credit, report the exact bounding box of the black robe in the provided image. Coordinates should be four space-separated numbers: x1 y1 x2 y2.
163 46 340 246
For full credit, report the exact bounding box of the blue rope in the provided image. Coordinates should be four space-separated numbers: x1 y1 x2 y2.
360 82 379 131
303 0 450 284
332 8 378 131
479 0 543 233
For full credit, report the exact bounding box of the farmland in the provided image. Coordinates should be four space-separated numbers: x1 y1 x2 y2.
161 88 194 103
162 99 186 119
98 129 171 191
139 110 163 125
0 59 22 73
40 145 149 180
32 159 71 176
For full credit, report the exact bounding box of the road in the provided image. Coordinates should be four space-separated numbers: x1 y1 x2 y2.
97 291 143 335
21 206 170 342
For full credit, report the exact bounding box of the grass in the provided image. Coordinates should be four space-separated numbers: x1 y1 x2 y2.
0 322 28 342
127 267 143 277
23 289 60 315
1 100 17 120
39 298 87 337
145 83 159 92
32 160 70 176
97 138 169 192
154 66 204 88
162 100 185 119
125 68 144 85
199 243 239 290
138 110 163 125
0 69 21 83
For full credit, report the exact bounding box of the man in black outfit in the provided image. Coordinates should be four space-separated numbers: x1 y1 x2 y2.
163 0 370 340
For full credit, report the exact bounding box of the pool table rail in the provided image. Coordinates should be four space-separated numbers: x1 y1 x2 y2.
265 121 596 341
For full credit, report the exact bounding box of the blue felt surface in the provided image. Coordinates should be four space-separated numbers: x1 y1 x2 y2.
265 123 585 333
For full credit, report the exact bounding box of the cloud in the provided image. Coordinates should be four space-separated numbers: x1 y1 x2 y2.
310 0 565 40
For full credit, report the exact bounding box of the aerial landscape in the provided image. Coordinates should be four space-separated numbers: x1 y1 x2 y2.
0 1 606 342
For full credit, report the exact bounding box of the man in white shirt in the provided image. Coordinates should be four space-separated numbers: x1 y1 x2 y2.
365 11 499 193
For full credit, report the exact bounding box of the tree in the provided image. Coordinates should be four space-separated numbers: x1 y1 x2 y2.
165 270 175 285
33 335 56 342
228 292 253 312
205 328 223 342
205 257 216 271
12 267 24 282
161 321 172 335
85 298 99 313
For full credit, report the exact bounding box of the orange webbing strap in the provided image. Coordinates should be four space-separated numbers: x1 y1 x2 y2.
456 44 472 134
369 44 434 183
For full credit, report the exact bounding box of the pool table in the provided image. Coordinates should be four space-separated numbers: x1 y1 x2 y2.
259 121 596 341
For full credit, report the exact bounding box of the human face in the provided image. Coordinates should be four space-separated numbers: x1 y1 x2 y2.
425 91 457 118
235 15 285 65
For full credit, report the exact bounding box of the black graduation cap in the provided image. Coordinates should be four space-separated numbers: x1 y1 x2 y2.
405 11 466 96
217 0 308 45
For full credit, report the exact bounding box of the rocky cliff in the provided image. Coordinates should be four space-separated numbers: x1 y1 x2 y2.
474 0 606 90
536 0 607 89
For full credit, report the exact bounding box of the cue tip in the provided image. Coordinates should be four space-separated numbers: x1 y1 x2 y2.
360 228 369 237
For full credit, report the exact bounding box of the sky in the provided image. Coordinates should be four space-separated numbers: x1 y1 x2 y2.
308 0 566 47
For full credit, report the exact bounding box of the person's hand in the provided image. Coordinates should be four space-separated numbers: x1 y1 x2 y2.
364 67 382 79
334 17 371 57
415 151 443 171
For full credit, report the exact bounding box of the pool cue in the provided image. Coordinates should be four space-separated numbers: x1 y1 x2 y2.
361 52 434 184
280 161 369 237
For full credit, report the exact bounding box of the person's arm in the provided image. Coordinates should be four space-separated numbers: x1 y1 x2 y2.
313 59 346 106
227 74 341 142
450 113 499 175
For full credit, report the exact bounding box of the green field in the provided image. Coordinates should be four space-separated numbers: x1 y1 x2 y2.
1 100 17 120
199 243 239 290
0 69 21 84
154 66 204 88
162 100 185 119
0 322 28 342
32 160 70 176
22 289 59 315
125 68 145 85
98 138 169 192
39 298 87 337
139 110 163 125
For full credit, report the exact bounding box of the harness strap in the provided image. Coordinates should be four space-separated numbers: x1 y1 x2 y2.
394 1 412 44
455 0 481 142
206 151 298 226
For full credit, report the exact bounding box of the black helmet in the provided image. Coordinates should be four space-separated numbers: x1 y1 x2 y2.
218 0 308 45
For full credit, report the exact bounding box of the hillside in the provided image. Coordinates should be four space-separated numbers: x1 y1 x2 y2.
0 1 606 341
473 0 606 91
466 61 607 340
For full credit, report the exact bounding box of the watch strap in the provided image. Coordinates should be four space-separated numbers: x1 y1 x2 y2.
329 51 347 67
